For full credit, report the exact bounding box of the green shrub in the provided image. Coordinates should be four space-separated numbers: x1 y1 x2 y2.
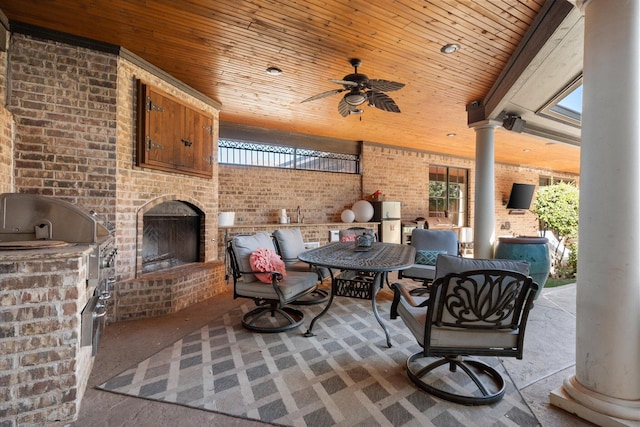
532 182 579 276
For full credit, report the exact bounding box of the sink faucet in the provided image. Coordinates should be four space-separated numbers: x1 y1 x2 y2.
297 206 301 223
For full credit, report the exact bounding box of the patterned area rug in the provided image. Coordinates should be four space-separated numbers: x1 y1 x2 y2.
98 293 539 426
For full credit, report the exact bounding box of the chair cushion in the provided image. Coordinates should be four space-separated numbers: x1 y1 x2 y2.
397 295 429 346
249 248 287 284
236 270 319 301
284 260 330 279
415 249 446 265
231 232 277 283
434 254 530 280
401 264 436 280
430 326 520 350
273 228 306 263
411 229 458 254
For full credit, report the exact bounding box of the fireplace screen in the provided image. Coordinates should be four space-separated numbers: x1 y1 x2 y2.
142 201 201 273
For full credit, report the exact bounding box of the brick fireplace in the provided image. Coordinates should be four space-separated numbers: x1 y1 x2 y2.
141 199 204 274
4 33 227 322
112 195 224 322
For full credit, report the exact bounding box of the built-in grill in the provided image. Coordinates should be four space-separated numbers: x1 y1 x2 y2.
0 192 117 354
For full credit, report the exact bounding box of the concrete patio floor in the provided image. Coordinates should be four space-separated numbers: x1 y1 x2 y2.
63 279 594 426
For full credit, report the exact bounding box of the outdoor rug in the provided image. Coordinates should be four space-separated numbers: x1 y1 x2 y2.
97 293 539 426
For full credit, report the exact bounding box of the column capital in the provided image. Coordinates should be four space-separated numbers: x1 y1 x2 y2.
571 0 591 13
468 119 502 131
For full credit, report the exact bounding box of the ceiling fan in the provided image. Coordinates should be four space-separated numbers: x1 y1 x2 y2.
301 58 405 117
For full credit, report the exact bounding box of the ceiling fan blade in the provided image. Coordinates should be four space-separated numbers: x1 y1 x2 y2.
301 89 344 103
367 91 401 113
329 78 358 87
337 97 351 117
368 79 405 92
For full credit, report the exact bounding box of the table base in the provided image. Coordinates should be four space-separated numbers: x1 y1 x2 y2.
303 270 392 348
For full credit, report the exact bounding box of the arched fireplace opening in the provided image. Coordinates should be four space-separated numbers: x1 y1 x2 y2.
142 200 203 274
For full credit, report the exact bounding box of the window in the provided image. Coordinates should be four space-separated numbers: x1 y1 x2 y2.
428 166 468 226
218 139 360 173
539 175 576 187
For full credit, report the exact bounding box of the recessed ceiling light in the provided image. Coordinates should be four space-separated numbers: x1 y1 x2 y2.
523 149 531 152
447 133 456 137
440 43 460 54
266 67 282 75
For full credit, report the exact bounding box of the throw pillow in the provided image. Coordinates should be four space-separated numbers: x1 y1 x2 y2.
415 250 447 266
340 233 356 242
250 248 287 284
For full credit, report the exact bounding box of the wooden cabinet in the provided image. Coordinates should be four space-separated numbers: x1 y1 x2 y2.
136 80 214 178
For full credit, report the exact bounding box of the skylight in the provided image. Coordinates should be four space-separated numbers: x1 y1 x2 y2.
538 76 582 127
552 84 582 117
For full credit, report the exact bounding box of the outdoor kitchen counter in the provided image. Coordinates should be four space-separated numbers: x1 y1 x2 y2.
0 242 94 259
225 221 379 227
0 242 99 424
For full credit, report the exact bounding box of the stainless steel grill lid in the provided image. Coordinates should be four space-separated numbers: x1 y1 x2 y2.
0 193 110 243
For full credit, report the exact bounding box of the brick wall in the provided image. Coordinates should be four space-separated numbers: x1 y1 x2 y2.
219 164 361 225
219 142 578 252
362 145 476 222
7 34 118 223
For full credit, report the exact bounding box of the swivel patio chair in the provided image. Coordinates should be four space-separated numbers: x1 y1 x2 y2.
390 254 538 405
398 228 459 291
228 232 323 333
272 227 329 304
338 227 377 242
337 227 387 287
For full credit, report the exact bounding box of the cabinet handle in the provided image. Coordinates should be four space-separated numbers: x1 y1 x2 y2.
181 138 193 147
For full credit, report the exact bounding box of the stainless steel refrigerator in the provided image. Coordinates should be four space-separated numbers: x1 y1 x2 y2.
372 201 401 243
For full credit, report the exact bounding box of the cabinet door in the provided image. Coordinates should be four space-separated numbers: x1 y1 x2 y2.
136 80 214 178
146 87 182 168
181 106 213 177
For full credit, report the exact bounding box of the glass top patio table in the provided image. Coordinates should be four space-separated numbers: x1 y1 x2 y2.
298 242 415 347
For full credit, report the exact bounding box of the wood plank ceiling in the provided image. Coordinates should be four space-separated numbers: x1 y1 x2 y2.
0 0 580 174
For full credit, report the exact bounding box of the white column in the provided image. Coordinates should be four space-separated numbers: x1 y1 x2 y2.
550 0 640 423
471 122 498 259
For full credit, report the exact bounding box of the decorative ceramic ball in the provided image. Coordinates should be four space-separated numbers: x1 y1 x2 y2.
352 200 374 222
340 209 355 223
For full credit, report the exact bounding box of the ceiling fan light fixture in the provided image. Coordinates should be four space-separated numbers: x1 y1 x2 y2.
440 43 460 54
344 92 367 106
349 109 364 115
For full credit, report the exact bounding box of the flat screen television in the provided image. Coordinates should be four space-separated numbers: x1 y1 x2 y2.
506 183 535 210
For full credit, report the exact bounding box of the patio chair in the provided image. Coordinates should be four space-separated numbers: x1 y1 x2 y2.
398 228 459 290
272 228 329 304
338 227 377 242
228 232 323 333
337 227 388 287
390 254 538 405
